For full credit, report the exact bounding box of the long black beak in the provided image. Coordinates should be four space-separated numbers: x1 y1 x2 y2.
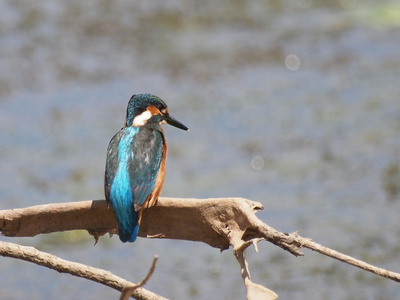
164 115 189 131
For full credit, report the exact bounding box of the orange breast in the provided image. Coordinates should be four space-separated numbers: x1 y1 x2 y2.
138 128 167 224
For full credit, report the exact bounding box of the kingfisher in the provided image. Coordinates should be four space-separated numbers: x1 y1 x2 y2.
104 93 188 243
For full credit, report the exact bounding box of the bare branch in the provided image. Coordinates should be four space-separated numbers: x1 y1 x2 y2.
0 197 303 255
0 240 167 300
1 197 400 299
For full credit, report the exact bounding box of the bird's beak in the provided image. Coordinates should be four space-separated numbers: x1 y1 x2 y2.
164 115 189 131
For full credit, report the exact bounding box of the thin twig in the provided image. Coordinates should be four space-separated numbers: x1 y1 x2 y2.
120 255 159 300
298 235 400 282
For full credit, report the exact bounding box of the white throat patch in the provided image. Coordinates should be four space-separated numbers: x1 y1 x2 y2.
133 110 152 127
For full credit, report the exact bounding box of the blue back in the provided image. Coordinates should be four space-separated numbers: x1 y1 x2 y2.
105 125 164 242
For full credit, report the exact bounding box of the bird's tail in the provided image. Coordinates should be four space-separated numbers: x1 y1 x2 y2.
116 208 140 243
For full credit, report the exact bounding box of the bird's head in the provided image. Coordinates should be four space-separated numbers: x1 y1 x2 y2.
125 93 189 131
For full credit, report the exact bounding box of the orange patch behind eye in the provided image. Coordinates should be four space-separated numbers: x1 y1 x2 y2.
147 106 161 115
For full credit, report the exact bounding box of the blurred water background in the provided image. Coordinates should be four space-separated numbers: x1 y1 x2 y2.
1 1 400 299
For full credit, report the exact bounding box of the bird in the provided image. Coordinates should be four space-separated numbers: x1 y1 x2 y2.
104 93 188 243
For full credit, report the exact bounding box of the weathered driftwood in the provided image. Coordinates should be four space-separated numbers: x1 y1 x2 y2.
1 197 400 300
0 197 301 255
